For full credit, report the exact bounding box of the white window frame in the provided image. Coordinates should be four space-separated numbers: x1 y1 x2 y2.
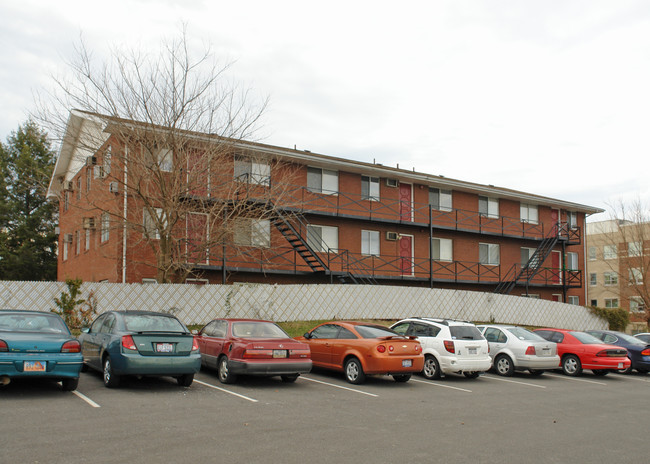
100 213 110 243
604 272 618 286
63 240 69 261
630 297 645 313
479 243 500 266
567 295 579 305
628 241 643 257
605 298 619 309
567 211 577 229
307 167 338 195
234 155 270 186
431 237 453 262
143 208 168 240
521 247 536 265
588 246 597 260
306 224 338 253
603 245 617 260
75 230 80 255
566 252 578 271
233 218 271 248
104 146 112 174
478 196 499 219
520 203 539 225
361 230 380 256
85 229 91 251
589 273 597 286
629 268 644 285
361 176 380 201
429 188 452 212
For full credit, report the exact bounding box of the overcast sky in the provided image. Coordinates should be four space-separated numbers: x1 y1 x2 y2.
2 0 649 221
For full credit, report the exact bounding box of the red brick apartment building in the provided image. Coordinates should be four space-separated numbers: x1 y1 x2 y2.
48 110 602 303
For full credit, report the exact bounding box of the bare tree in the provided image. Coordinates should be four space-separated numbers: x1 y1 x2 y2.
37 29 300 283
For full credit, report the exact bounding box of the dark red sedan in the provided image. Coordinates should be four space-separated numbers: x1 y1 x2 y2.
534 328 630 376
196 319 312 384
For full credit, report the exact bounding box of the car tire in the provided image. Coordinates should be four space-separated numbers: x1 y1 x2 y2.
494 354 515 377
61 377 79 391
463 371 480 379
176 373 194 387
217 356 236 384
344 358 366 384
528 369 544 376
281 374 300 383
422 354 442 380
592 370 609 376
393 374 411 383
103 357 121 388
562 354 582 376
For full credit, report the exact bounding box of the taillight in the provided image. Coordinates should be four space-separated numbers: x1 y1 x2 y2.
191 337 199 352
243 349 274 358
377 345 386 353
0 340 8 352
61 340 81 353
289 349 311 358
444 340 455 354
388 345 394 352
525 346 536 355
121 335 137 351
641 348 650 356
415 344 421 352
596 349 625 357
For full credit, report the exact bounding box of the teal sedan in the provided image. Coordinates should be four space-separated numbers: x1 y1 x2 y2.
79 311 201 388
0 309 83 391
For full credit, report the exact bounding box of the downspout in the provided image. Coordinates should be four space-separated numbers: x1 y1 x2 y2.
122 146 128 283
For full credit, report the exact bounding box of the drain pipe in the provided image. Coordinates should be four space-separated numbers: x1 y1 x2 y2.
121 146 128 283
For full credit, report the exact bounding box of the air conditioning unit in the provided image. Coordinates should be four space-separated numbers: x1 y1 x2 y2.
93 166 105 179
64 233 73 243
83 217 96 229
386 231 399 241
386 178 399 188
86 156 97 166
109 182 119 193
64 181 74 191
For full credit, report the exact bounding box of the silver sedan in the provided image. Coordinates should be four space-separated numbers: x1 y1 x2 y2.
477 325 560 376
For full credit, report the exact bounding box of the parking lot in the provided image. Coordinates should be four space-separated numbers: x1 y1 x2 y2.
1 368 649 464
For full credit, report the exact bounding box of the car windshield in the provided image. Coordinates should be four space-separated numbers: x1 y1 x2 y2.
449 326 483 340
506 327 546 341
570 331 604 344
123 314 186 333
615 333 647 346
232 321 289 339
355 325 401 339
0 313 69 334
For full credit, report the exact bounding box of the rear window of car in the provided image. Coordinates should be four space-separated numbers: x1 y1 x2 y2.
449 325 483 340
355 325 401 339
506 327 546 341
231 321 289 339
123 314 186 333
0 313 69 333
570 331 604 344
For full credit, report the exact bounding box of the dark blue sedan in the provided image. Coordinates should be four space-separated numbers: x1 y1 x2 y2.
586 330 650 374
79 311 201 388
0 310 83 391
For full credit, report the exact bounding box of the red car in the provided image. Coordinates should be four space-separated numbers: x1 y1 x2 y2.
296 321 424 384
534 328 630 376
196 319 312 384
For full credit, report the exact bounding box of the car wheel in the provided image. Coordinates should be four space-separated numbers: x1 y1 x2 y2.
494 354 515 377
217 356 236 384
562 354 582 376
344 358 366 384
103 357 121 388
393 374 411 383
592 370 609 376
422 354 441 380
528 369 544 376
281 374 300 383
463 371 480 379
61 377 79 391
176 373 194 387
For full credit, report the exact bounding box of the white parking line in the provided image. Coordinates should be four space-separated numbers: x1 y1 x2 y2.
411 378 472 393
483 375 546 389
72 390 101 408
544 372 608 386
300 376 378 397
610 375 650 383
193 379 259 403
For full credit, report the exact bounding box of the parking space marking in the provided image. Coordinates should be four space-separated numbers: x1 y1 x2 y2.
611 375 650 383
411 378 472 393
544 373 608 386
72 390 101 408
194 380 259 402
482 375 546 389
300 376 378 397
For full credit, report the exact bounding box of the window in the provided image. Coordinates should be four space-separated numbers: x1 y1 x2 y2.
603 245 617 260
85 229 90 251
361 230 380 256
605 298 619 309
63 191 69 212
361 176 380 201
567 295 579 305
629 268 643 285
566 252 578 271
628 241 643 257
590 299 598 307
142 278 158 284
588 246 597 260
521 247 536 265
307 167 338 194
86 167 92 191
233 218 271 248
479 243 500 265
567 211 577 228
306 225 338 252
604 272 618 286
234 155 270 186
143 208 168 240
484 327 507 343
520 203 538 224
630 297 645 313
75 230 80 255
100 213 110 243
62 240 68 261
104 146 112 174
478 196 499 218
589 273 597 286
431 238 453 261
76 177 82 200
429 188 452 211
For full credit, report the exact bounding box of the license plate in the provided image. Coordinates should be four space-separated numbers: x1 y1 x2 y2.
24 361 46 372
468 348 477 355
156 343 173 353
402 359 412 367
273 350 287 358
618 363 623 369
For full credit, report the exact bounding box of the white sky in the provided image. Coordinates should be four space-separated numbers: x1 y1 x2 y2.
2 0 650 221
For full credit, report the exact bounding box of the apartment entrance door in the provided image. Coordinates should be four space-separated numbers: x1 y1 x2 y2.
399 234 413 276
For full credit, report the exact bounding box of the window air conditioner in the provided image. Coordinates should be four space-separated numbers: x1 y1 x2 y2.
94 166 105 179
386 231 399 241
83 217 96 229
64 181 74 191
386 178 399 188
109 182 119 193
64 233 73 243
86 156 97 166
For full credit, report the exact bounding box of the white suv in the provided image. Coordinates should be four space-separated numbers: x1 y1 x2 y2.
391 318 491 379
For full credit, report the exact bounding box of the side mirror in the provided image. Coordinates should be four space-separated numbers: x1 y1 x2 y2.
303 332 311 339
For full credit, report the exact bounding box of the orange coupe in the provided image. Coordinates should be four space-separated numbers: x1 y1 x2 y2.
297 321 424 384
